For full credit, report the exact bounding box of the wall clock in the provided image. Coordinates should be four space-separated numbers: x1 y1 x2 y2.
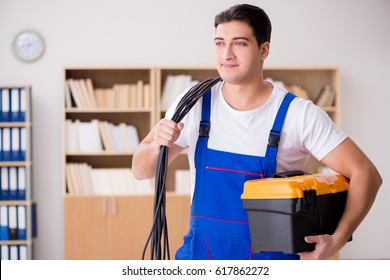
12 30 45 63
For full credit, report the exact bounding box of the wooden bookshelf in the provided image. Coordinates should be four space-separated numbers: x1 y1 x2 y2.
63 67 190 259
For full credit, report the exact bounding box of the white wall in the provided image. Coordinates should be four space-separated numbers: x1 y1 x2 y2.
0 0 388 259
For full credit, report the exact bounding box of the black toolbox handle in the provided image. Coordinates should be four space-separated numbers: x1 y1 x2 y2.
273 170 310 178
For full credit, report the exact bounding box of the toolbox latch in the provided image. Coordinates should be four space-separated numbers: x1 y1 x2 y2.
302 189 317 211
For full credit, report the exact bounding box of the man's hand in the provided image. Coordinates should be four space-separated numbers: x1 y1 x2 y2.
153 119 184 150
299 234 342 260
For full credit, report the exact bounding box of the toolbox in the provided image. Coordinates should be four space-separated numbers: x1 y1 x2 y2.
241 172 351 254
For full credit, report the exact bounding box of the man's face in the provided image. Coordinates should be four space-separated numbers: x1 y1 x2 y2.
214 20 267 85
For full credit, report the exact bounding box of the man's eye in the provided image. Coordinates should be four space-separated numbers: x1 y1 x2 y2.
215 41 224 46
235 42 247 46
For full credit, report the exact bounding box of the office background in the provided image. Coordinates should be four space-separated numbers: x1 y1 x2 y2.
0 0 389 259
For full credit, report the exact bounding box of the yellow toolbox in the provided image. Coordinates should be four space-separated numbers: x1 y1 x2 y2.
241 172 351 254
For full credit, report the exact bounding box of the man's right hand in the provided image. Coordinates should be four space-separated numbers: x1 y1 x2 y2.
153 119 184 150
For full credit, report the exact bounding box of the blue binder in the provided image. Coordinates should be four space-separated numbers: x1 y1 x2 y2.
17 167 26 200
11 127 20 161
19 88 26 122
0 167 9 201
0 205 9 240
31 203 37 238
19 127 26 161
2 128 11 161
8 205 17 240
1 88 10 122
17 205 26 240
0 128 2 161
8 167 17 201
10 88 20 122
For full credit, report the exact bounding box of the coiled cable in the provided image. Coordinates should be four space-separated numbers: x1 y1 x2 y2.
142 77 222 260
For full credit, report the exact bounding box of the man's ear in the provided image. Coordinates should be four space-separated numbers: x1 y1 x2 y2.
260 42 270 60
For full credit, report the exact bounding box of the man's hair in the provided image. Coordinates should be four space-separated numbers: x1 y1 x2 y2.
214 4 272 48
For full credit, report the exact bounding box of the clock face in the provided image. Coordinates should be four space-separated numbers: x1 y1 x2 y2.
13 30 45 62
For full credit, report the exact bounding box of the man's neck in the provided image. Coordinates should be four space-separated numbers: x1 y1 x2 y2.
221 80 273 111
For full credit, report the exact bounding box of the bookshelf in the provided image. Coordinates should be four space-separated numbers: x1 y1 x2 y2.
63 66 341 259
0 85 36 260
63 68 190 259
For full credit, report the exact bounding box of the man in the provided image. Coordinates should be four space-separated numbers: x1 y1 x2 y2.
132 4 382 260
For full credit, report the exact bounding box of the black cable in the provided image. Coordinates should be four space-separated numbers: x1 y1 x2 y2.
142 77 222 260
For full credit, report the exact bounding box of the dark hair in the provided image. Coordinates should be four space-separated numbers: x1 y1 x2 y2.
214 4 272 48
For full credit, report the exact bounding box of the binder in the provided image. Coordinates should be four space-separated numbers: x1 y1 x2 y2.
19 88 27 122
2 127 11 161
1 167 9 201
8 205 17 240
0 88 2 122
1 245 9 260
20 127 26 161
31 202 37 238
19 245 27 260
0 128 2 161
9 167 17 200
9 244 18 260
0 88 3 122
0 205 8 240
17 205 26 240
10 88 20 122
11 127 20 161
1 88 10 122
17 167 26 200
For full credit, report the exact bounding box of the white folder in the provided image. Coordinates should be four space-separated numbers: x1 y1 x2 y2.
1 245 9 260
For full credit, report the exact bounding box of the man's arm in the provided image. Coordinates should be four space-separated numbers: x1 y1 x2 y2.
300 137 382 259
132 119 185 180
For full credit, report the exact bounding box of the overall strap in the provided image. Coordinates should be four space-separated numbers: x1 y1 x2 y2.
194 89 212 168
266 92 296 158
199 89 211 138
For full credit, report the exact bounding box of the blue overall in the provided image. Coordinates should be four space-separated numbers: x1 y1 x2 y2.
175 89 299 260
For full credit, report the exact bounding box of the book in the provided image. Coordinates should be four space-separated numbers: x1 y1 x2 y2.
136 80 144 108
77 119 103 152
67 79 85 108
143 84 151 108
64 81 73 108
161 75 195 109
315 86 336 107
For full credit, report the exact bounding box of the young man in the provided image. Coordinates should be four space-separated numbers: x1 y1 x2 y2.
132 4 382 260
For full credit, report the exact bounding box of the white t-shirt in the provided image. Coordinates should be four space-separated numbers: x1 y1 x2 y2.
165 81 348 195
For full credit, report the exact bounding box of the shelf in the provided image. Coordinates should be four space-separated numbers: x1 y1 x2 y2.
66 152 133 156
65 108 152 113
0 200 34 206
0 122 32 127
0 240 33 246
64 192 189 199
0 161 32 167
